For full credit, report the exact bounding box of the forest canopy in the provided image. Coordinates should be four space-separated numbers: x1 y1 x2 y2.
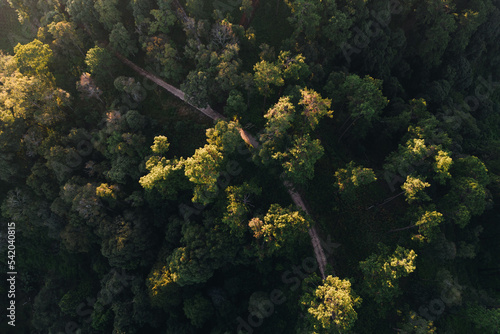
0 0 499 333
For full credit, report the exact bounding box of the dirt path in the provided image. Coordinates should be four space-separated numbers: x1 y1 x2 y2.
284 181 328 279
118 54 329 279
116 53 226 121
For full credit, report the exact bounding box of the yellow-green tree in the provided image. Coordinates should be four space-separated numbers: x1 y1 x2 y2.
359 245 417 305
299 274 362 333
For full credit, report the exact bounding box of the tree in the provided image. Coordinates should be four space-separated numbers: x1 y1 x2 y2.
184 144 223 205
464 303 500 333
215 43 242 92
335 161 377 201
299 274 362 333
146 263 182 310
253 60 284 97
14 39 52 77
433 150 453 184
299 88 333 130
85 46 115 84
445 177 488 221
440 156 490 227
279 51 310 81
397 310 437 334
273 134 324 185
182 70 210 108
384 138 436 180
114 76 145 103
205 120 242 154
411 210 443 243
66 0 100 30
148 0 176 35
183 293 214 328
222 182 261 237
401 175 431 204
337 74 389 140
284 0 322 40
47 21 85 59
252 204 310 257
109 23 138 57
359 245 417 305
76 73 103 101
124 109 146 131
150 135 170 154
140 156 187 200
183 120 243 204
143 37 183 82
389 209 443 243
452 156 489 186
94 0 121 31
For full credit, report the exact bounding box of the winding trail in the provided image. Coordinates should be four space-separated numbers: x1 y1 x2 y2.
118 54 329 279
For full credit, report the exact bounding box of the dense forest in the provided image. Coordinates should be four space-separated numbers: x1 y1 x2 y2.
0 0 499 333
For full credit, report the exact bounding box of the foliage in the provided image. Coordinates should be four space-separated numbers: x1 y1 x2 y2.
359 245 417 305
335 161 377 201
2 0 500 333
299 274 362 333
13 39 52 76
252 203 311 256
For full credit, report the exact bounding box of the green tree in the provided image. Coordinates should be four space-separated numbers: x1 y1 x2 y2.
444 177 488 225
147 263 182 309
284 0 322 39
183 293 214 328
359 245 417 305
222 182 261 237
401 175 431 204
433 150 453 184
253 60 284 97
109 23 138 57
85 46 114 84
14 39 52 76
335 161 377 201
94 0 121 31
465 303 500 333
47 21 85 59
148 0 176 35
252 204 310 257
66 0 100 30
184 144 223 205
143 37 182 82
389 209 443 243
273 134 324 185
397 310 437 334
337 74 389 140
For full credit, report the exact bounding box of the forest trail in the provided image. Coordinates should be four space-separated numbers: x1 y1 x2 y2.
116 53 225 121
118 54 329 279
